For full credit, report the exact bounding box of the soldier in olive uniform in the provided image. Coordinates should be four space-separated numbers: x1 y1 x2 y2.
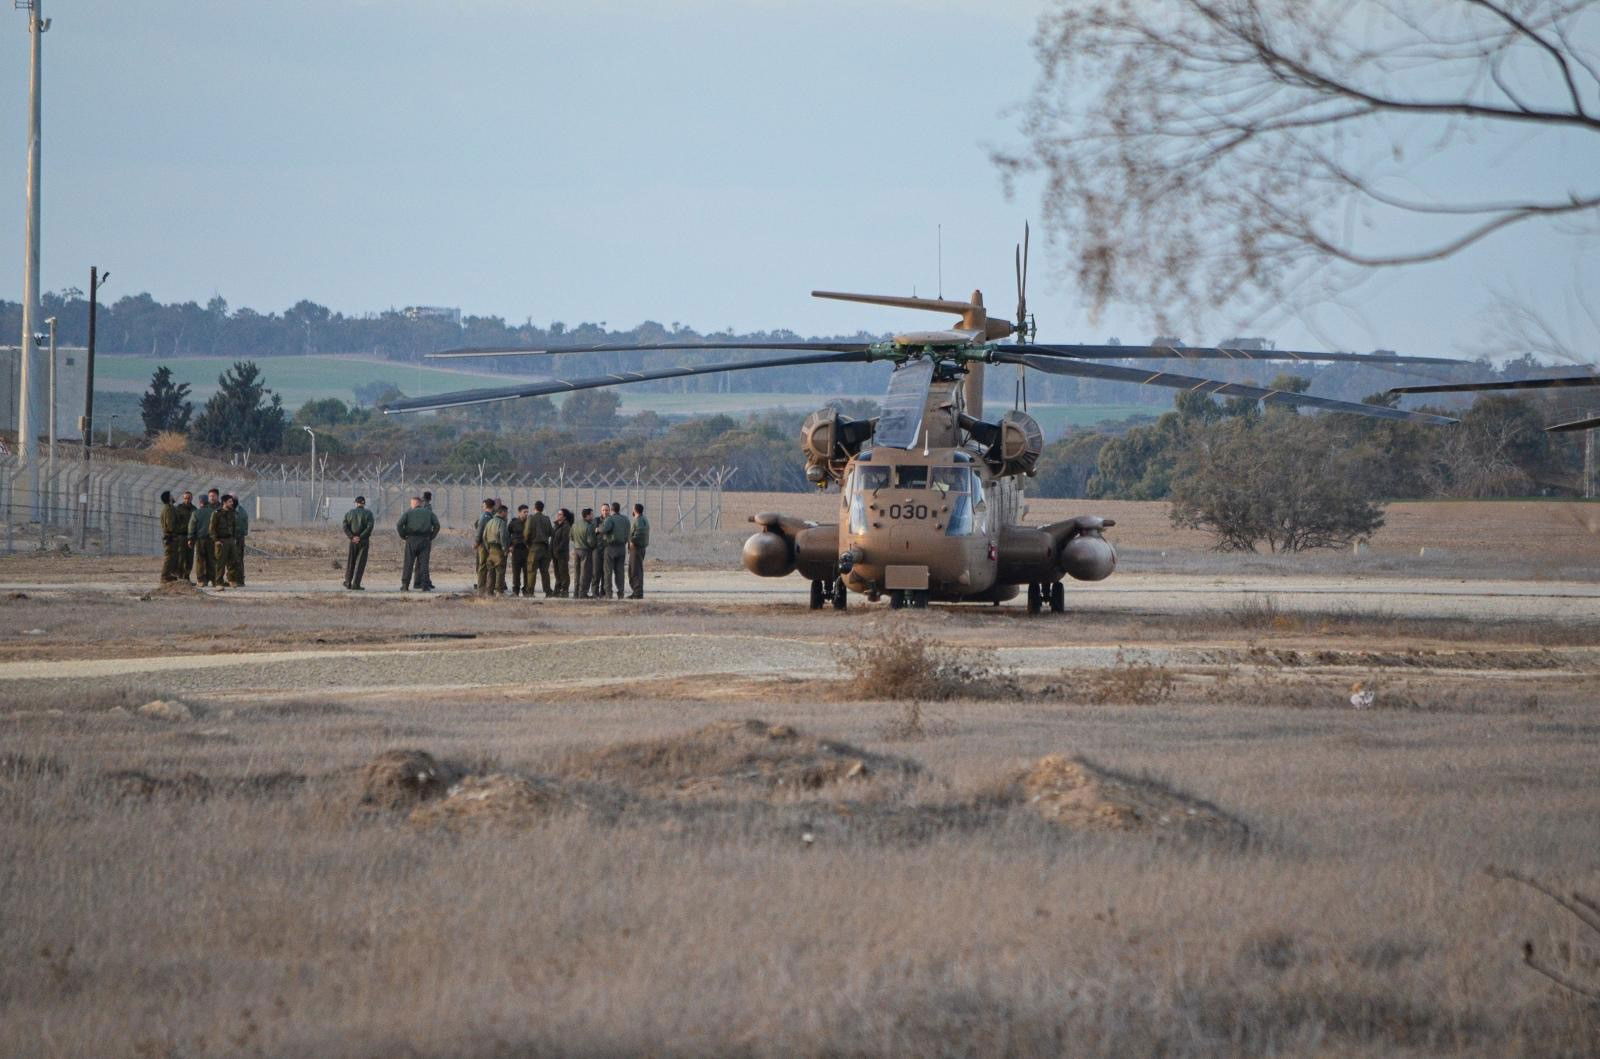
600 500 630 600
480 505 510 596
508 505 530 596
397 496 438 591
419 490 438 590
627 502 650 599
189 492 216 587
496 504 512 593
342 495 374 590
158 491 184 581
572 507 596 598
525 500 555 597
591 503 612 597
209 495 240 590
552 508 573 597
231 498 251 586
175 491 197 580
473 498 496 593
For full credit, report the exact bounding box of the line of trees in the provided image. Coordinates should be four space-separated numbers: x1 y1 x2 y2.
1033 379 1586 504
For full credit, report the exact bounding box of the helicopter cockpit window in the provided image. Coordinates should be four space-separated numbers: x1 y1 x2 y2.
946 493 974 536
947 467 986 536
894 466 928 489
930 467 967 494
855 466 891 492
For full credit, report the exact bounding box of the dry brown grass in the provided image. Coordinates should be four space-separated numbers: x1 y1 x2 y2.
4 675 1599 1057
835 620 1024 702
145 430 189 464
1 569 1598 1056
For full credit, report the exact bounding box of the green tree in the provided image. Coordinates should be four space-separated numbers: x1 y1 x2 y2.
139 366 193 436
1169 413 1386 552
560 389 621 428
444 433 513 475
190 361 288 454
295 397 356 427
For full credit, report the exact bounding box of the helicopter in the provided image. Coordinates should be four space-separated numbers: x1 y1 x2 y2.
382 235 1464 612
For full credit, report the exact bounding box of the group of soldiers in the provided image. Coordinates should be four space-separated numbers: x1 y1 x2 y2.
157 488 250 589
160 488 654 597
331 490 651 598
462 497 650 599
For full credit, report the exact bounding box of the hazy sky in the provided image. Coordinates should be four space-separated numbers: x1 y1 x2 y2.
2 0 1595 360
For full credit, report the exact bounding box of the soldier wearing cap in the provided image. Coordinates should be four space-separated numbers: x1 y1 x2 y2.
342 495 374 590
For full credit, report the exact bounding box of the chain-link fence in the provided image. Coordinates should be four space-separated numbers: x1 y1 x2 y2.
0 452 731 556
249 462 732 532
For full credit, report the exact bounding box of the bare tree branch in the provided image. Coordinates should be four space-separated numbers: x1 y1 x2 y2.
1000 0 1600 330
1524 943 1600 1000
1466 0 1590 117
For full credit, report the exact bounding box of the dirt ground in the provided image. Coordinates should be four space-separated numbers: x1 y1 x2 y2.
2 500 1597 1056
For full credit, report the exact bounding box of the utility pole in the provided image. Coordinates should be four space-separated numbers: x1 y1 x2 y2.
82 266 106 461
17 0 49 511
1586 417 1596 500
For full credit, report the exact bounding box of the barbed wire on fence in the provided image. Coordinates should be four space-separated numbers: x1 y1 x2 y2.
0 454 732 557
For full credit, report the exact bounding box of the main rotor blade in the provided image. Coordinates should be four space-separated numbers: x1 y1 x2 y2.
996 343 1467 366
1546 414 1600 433
1387 374 1600 395
992 352 1458 425
381 350 871 414
426 340 873 360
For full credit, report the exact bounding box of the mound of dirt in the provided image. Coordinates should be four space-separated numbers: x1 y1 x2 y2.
137 699 196 722
357 749 458 810
558 718 921 799
144 580 205 599
1002 755 1248 840
409 774 571 829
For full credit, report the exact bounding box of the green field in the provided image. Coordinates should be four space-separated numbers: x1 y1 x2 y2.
94 354 1159 430
94 354 530 409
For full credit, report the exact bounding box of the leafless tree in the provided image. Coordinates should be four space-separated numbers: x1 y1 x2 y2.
998 1 1600 330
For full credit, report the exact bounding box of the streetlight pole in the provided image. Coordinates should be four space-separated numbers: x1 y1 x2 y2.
303 426 317 520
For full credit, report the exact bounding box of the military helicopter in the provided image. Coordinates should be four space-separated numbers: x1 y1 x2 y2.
383 235 1463 612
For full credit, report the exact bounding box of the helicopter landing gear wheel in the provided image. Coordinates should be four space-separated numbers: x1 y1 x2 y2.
833 578 848 610
809 579 825 610
1049 581 1065 613
1026 582 1042 615
889 590 905 610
